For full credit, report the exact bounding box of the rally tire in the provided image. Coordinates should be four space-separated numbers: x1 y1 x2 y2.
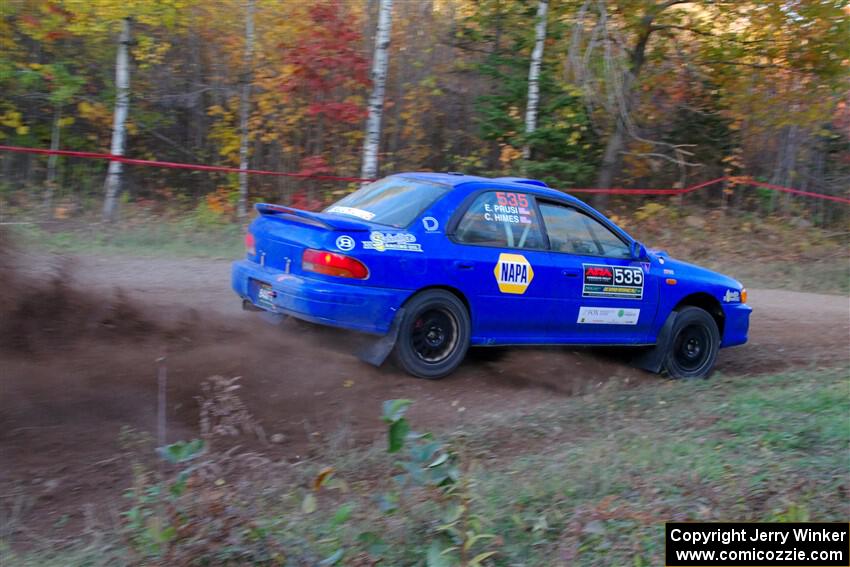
662 306 720 379
392 290 470 380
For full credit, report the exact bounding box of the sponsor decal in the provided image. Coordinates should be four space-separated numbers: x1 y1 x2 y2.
582 263 644 299
663 268 675 275
577 307 640 325
326 205 375 221
723 289 740 303
493 253 534 294
362 231 422 252
335 235 355 252
422 216 439 232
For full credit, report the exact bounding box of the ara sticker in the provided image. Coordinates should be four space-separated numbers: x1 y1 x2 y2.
723 289 740 303
335 235 355 252
326 205 375 221
577 307 640 325
362 231 422 252
422 216 439 232
493 253 534 294
582 263 644 300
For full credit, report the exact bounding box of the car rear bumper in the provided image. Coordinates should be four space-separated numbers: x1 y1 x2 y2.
232 260 406 335
721 302 751 347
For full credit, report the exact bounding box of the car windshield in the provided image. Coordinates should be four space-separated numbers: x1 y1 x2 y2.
324 176 451 228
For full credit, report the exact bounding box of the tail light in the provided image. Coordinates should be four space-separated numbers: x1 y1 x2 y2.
245 232 256 256
302 249 368 279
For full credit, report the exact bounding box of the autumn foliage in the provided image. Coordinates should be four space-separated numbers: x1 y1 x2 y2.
0 0 847 223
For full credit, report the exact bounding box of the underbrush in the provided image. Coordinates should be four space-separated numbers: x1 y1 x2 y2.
10 203 850 292
3 366 848 566
617 205 850 294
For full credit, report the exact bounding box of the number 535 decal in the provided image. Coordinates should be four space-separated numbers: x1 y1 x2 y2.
582 264 644 299
495 192 529 208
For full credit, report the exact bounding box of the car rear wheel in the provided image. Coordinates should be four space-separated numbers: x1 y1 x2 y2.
392 290 470 379
663 306 720 379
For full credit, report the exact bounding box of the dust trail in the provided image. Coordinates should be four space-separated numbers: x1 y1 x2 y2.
0 228 157 351
3 232 847 544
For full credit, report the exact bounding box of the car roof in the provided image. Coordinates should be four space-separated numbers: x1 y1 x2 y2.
396 171 587 207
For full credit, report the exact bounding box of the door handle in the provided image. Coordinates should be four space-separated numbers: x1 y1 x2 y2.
453 261 474 271
562 269 580 278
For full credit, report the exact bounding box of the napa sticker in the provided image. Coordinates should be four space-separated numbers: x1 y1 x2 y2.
362 231 422 252
493 253 534 294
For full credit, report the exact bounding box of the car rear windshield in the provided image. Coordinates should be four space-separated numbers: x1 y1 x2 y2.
324 176 451 228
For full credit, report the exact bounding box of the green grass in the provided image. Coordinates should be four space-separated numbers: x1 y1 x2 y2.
9 220 244 259
5 367 848 565
460 368 849 565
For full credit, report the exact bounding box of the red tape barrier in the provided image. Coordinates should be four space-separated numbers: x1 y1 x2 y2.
569 176 850 204
0 145 375 183
2 144 849 204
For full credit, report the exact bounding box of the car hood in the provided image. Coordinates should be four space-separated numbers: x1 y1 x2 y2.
649 249 743 290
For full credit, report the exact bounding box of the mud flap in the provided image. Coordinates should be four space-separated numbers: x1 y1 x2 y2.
357 308 405 367
631 311 678 374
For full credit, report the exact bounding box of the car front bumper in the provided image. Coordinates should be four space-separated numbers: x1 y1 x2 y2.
721 302 752 347
232 260 407 335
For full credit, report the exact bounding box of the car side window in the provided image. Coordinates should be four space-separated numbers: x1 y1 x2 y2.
455 191 545 250
538 202 630 258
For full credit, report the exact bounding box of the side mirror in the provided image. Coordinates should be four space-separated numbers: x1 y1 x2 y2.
631 241 648 260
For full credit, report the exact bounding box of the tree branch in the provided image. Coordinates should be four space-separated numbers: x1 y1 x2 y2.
656 0 693 10
649 24 714 37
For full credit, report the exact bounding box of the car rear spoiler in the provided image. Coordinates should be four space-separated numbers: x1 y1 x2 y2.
493 177 549 188
255 203 372 231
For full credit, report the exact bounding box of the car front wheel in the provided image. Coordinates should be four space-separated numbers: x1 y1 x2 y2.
392 290 470 379
663 306 720 379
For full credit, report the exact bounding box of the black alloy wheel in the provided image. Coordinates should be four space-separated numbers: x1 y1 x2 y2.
392 290 471 379
663 306 720 379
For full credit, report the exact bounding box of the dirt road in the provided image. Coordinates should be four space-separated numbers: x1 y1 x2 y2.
2 252 848 532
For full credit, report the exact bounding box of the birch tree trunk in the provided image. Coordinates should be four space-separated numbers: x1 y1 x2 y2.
102 17 132 223
360 0 393 182
237 0 255 218
522 0 548 162
44 107 61 218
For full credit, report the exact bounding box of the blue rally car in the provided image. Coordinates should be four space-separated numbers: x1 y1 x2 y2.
232 173 751 379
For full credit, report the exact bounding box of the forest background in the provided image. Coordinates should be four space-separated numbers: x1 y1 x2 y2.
0 0 848 226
